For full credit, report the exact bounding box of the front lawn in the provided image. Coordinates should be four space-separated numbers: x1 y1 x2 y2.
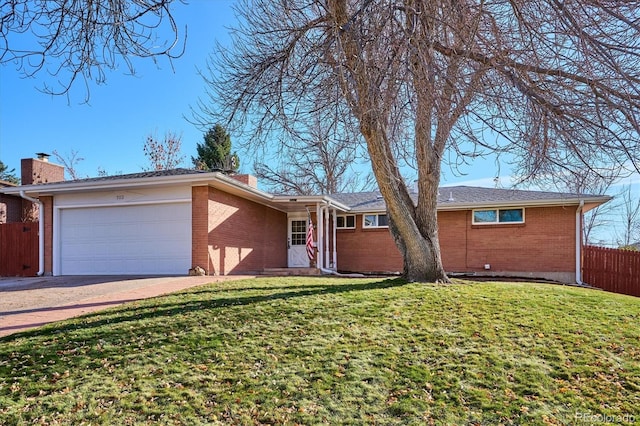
1 277 639 425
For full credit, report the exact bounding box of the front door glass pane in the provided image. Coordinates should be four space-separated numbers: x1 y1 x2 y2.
291 220 306 245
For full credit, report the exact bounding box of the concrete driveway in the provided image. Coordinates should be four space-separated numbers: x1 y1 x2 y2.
0 275 253 338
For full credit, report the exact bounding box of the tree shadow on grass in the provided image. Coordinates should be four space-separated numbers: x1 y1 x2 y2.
2 278 410 342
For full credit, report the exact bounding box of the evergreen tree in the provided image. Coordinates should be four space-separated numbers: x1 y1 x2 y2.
0 160 19 184
192 124 240 172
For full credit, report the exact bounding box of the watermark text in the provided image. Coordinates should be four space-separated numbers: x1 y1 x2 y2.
575 412 635 424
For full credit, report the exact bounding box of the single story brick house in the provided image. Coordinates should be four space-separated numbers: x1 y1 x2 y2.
2 156 611 283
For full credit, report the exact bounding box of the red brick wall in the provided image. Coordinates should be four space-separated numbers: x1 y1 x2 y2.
229 174 258 188
336 215 403 273
439 207 576 273
21 158 65 185
191 186 212 273
438 210 467 269
337 206 577 277
191 186 287 275
20 158 65 225
41 196 54 274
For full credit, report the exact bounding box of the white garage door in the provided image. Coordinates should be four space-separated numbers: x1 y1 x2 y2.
59 203 191 275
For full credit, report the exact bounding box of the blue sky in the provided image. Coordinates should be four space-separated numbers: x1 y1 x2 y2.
1 1 236 178
0 0 637 243
0 0 507 186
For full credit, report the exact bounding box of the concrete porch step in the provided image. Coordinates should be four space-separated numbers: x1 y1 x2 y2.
262 267 322 276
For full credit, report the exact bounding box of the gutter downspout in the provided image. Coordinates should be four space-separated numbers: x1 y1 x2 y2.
19 191 44 276
575 200 584 285
319 261 363 277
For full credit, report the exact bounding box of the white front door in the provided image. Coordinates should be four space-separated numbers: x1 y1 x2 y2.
288 217 310 267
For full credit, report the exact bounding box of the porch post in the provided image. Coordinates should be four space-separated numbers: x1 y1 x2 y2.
324 206 329 269
332 208 337 270
316 203 323 269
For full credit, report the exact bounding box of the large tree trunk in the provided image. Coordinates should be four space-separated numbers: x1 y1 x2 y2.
362 121 450 283
388 202 449 283
330 0 451 283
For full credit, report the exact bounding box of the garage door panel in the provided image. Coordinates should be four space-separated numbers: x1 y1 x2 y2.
60 203 191 275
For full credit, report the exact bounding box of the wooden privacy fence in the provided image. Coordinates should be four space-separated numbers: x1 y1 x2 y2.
0 222 39 277
583 245 640 297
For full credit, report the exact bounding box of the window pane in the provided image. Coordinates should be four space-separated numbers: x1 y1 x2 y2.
473 210 497 223
337 216 355 228
499 209 523 223
291 220 306 233
291 220 306 245
346 215 355 228
377 214 388 227
364 214 376 227
291 234 305 245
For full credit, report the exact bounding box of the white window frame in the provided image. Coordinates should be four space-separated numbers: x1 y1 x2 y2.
336 214 356 229
472 207 525 225
363 213 389 228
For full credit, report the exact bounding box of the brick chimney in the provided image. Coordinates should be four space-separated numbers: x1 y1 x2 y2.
21 154 65 185
230 174 258 188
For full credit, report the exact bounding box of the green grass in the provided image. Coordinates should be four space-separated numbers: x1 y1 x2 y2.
1 277 639 425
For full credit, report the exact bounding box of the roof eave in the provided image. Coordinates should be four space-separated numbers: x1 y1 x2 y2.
0 172 279 205
1 172 222 195
344 195 613 213
271 195 352 212
436 196 613 211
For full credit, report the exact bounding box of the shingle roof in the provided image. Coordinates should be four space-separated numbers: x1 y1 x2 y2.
328 191 387 210
437 186 594 205
53 168 209 184
6 166 611 212
329 186 608 211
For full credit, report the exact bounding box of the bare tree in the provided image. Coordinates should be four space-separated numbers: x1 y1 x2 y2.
195 0 640 282
21 203 38 223
52 149 85 180
96 166 123 177
583 199 616 247
531 168 619 245
142 131 186 171
1 0 185 100
254 115 375 195
616 184 640 248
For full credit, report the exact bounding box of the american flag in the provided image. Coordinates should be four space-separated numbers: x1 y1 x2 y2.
306 220 315 261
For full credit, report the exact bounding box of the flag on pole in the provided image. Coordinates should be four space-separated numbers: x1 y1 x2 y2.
306 213 315 261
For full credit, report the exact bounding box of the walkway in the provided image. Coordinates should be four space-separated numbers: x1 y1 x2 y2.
0 275 253 337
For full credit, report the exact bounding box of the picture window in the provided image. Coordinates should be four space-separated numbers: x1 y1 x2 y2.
363 213 389 228
336 215 356 229
472 208 524 225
